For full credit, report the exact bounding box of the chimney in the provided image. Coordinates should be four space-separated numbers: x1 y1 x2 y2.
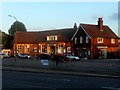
74 23 77 30
98 18 103 31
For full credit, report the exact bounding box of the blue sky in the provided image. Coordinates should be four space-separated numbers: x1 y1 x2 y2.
1 2 118 35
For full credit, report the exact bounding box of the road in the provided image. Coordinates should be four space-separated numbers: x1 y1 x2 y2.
2 70 120 89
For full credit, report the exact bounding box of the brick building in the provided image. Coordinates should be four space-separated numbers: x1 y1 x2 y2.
72 18 119 59
13 24 77 56
13 18 119 59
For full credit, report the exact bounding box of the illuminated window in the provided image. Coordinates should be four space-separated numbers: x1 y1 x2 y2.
97 37 103 43
47 36 57 41
42 45 47 53
47 37 50 41
25 45 30 53
67 47 71 52
17 45 22 53
58 44 64 53
111 38 115 44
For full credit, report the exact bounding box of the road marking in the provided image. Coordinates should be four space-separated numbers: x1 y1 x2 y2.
60 79 70 82
43 77 70 82
101 87 120 90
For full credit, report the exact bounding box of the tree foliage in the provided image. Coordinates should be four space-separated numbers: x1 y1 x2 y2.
8 21 27 36
1 31 11 49
5 21 27 49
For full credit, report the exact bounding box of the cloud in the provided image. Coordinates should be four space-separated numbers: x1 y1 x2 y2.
91 13 119 21
109 13 118 20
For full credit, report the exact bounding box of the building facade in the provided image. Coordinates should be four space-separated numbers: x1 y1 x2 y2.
118 39 120 58
13 24 77 56
13 18 119 59
2 49 14 56
72 18 119 59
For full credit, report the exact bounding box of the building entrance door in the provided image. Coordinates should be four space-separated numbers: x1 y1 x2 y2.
97 49 107 59
50 46 55 54
102 49 107 59
80 49 88 59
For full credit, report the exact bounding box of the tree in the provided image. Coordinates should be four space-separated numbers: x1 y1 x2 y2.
1 31 11 49
8 21 27 49
8 21 27 36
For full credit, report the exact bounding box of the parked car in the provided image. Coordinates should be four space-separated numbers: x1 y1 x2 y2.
0 53 10 59
18 54 31 59
64 54 80 61
37 53 51 60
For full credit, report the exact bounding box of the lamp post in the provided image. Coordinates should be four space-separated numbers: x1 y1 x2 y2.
8 15 17 60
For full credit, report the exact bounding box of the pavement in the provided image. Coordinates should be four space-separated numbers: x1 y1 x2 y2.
3 66 120 79
1 57 120 78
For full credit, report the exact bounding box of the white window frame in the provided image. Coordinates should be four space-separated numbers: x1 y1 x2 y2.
58 44 64 53
86 36 89 43
47 36 57 41
75 37 77 44
111 38 115 44
97 37 103 43
42 45 47 53
80 36 83 44
17 45 22 53
67 47 71 53
25 45 30 53
55 36 57 40
47 36 50 41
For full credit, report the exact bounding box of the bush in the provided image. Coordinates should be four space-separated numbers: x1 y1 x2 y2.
52 54 69 62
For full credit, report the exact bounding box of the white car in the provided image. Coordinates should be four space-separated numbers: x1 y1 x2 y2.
0 53 10 59
64 54 80 61
18 54 31 59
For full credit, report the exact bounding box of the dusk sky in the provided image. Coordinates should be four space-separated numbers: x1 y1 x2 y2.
1 2 118 35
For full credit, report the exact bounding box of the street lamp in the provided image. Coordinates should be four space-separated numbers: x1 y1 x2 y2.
8 15 17 60
8 15 17 20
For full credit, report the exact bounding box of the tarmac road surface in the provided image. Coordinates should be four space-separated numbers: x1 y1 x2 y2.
2 70 120 89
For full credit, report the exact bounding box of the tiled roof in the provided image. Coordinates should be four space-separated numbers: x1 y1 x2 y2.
14 28 76 43
80 24 118 38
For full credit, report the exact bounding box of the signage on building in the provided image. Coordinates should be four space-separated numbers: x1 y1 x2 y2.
34 47 37 52
97 46 108 49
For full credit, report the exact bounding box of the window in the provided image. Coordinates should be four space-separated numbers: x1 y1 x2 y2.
58 44 63 49
17 45 22 53
47 37 50 41
111 38 115 44
67 47 71 53
86 36 89 43
75 37 77 44
55 36 57 40
80 36 83 44
58 44 64 53
25 45 30 53
50 36 54 40
47 36 57 41
97 37 103 43
42 45 47 53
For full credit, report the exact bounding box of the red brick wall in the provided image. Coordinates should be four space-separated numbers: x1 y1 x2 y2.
92 38 118 58
14 42 73 56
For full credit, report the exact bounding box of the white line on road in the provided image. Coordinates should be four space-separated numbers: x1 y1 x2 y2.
60 79 71 82
101 87 120 90
46 77 71 82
